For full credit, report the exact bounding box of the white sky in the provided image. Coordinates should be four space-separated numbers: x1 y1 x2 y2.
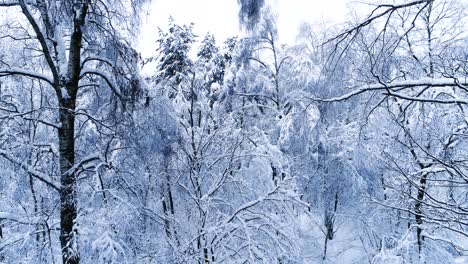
137 0 350 57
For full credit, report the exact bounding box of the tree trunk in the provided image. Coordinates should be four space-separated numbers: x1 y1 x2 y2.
57 4 87 262
415 172 427 255
58 97 79 264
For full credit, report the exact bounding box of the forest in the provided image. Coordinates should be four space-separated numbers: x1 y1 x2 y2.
0 0 467 263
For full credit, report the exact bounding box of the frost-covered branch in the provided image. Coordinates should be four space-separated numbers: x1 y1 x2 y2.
0 150 60 191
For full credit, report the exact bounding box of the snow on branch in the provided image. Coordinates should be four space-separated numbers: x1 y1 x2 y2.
0 67 54 86
0 149 60 191
17 0 59 83
0 0 19 6
80 68 123 100
63 152 103 177
313 78 468 104
0 0 34 6
81 56 114 68
223 186 280 225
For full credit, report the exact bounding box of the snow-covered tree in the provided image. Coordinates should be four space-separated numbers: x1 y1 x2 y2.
0 1 147 263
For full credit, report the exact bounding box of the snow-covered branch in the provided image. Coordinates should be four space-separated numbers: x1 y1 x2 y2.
80 68 123 100
313 78 468 103
0 149 60 191
0 67 54 86
0 0 19 6
17 0 59 83
63 152 103 177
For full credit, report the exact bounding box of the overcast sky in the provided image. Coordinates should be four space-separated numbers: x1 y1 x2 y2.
137 0 350 57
